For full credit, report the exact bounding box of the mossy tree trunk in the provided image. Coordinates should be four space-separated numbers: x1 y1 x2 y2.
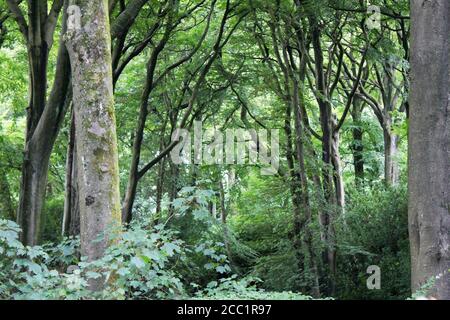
65 0 121 284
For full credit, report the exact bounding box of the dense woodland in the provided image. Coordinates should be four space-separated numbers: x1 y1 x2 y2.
0 0 448 300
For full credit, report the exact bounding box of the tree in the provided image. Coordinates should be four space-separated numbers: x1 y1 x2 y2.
409 0 450 299
121 0 245 223
65 0 121 287
6 0 70 245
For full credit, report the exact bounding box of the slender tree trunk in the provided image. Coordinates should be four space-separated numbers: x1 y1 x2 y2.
121 11 174 224
409 0 450 300
219 179 235 270
283 92 307 294
281 71 320 297
331 123 345 209
310 20 337 294
0 169 15 221
62 111 80 236
383 127 399 186
351 98 364 185
155 158 166 219
292 80 321 298
65 1 122 289
168 161 179 218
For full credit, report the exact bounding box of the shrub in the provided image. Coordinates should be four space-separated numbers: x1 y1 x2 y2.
335 184 410 300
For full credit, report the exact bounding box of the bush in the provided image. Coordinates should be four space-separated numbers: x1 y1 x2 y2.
1 218 278 300
0 219 89 300
194 276 313 300
0 219 188 299
335 184 410 300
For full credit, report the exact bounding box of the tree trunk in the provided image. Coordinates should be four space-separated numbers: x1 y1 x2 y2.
65 0 122 288
62 111 80 237
282 73 321 297
121 8 175 224
310 20 337 295
351 97 364 185
331 123 345 209
16 3 51 245
409 0 450 300
0 169 15 221
219 179 235 271
155 158 166 218
383 127 399 186
8 0 70 246
168 161 179 218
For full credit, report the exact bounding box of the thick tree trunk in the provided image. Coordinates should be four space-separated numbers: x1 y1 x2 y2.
409 0 450 300
65 0 122 285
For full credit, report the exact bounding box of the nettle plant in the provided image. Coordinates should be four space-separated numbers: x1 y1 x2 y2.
0 219 89 300
0 184 270 300
82 222 187 300
0 193 238 301
169 183 234 285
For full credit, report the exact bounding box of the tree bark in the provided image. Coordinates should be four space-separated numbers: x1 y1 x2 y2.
409 0 450 300
331 122 345 209
219 179 235 271
62 111 80 237
6 0 66 245
0 169 15 221
383 127 399 186
351 97 364 185
14 0 70 245
265 8 321 296
65 0 121 288
309 18 337 295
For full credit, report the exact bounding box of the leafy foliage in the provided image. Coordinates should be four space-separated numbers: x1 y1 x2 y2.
335 184 410 300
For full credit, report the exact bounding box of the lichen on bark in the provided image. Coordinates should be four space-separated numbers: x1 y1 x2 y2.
65 0 121 291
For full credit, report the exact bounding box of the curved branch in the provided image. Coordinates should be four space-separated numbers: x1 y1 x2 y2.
6 0 28 39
